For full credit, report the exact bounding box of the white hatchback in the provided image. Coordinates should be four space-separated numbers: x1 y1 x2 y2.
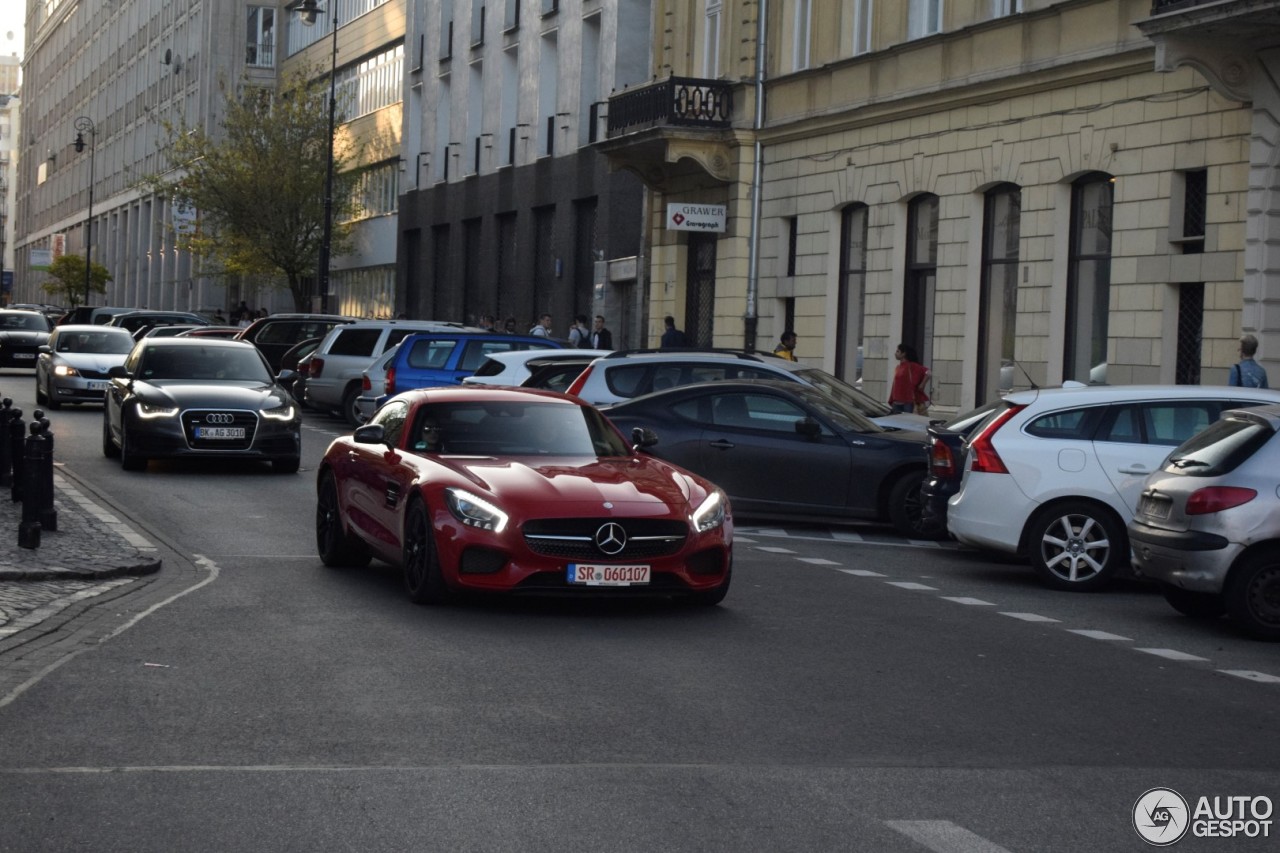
947 384 1280 590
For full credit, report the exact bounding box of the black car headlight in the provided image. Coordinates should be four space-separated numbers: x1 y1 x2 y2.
692 492 726 533
445 488 509 533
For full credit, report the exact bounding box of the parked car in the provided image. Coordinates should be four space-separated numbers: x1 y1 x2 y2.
463 348 611 388
305 320 476 426
353 343 401 424
917 400 1007 539
279 337 323 404
109 310 209 337
0 309 55 368
379 332 563 399
35 324 135 408
521 353 612 393
102 338 302 473
57 306 135 326
316 385 733 605
234 313 357 372
566 349 928 431
946 384 1280 590
1129 403 1280 640
141 324 204 339
176 325 244 339
10 303 66 324
604 379 931 536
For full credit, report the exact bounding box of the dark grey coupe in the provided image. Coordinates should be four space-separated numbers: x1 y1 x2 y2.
0 309 54 368
102 338 302 473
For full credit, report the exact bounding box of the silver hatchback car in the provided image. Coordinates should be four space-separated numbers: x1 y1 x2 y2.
1129 403 1280 640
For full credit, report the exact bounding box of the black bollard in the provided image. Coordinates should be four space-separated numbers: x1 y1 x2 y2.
18 422 44 549
0 398 12 488
9 406 24 503
33 417 57 532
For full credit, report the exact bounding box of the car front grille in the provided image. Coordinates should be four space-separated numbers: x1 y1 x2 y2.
522 518 688 560
77 368 111 380
182 409 258 450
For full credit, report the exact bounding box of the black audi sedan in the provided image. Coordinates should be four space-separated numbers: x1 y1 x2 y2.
0 309 55 368
102 338 301 473
604 379 931 536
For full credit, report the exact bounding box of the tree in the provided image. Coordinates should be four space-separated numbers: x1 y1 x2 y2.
41 255 111 308
147 67 361 311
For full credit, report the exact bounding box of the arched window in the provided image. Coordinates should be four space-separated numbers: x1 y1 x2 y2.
1065 172 1113 383
837 204 868 381
979 183 1020 400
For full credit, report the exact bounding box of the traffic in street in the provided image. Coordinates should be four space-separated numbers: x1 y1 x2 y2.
0 367 1277 852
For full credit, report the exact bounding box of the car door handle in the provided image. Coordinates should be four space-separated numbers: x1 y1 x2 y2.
850 440 866 446
708 439 735 450
1118 465 1151 475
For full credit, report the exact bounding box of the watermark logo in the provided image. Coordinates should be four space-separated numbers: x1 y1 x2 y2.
1134 788 1190 846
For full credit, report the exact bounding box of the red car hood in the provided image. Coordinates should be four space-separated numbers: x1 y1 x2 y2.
445 456 704 515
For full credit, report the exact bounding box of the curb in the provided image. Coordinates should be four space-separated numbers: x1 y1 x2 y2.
0 557 163 582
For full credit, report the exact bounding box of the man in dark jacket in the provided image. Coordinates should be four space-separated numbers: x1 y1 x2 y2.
661 315 687 349
591 315 613 350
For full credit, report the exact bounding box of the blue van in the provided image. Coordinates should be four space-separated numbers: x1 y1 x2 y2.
380 331 564 401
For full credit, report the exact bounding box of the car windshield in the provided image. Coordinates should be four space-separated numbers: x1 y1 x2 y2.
57 330 134 354
0 313 51 331
792 367 893 417
1163 414 1276 477
409 400 630 457
138 345 272 382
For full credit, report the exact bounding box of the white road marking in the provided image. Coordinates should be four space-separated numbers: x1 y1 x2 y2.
940 597 995 606
1219 670 1280 683
1137 648 1209 662
754 546 797 554
796 557 840 565
886 582 938 591
1067 629 1132 641
840 569 886 577
999 612 1060 623
886 820 1015 853
830 531 866 542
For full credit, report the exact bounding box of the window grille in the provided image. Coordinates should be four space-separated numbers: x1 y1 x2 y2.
1175 283 1204 386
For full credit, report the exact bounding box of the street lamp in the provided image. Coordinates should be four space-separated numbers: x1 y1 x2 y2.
289 0 337 314
73 116 96 307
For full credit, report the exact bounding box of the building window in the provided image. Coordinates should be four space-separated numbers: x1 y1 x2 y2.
335 45 404 120
990 0 1021 17
440 0 455 60
785 217 798 277
1065 172 1113 384
837 204 868 382
246 6 275 68
793 0 812 71
1181 168 1207 254
704 0 722 78
341 162 400 222
504 0 521 32
904 194 938 366
851 0 873 56
908 0 942 40
471 2 486 47
1175 283 1204 385
979 183 1020 399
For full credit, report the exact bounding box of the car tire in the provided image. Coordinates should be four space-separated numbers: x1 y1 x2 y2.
341 384 363 428
1028 501 1126 591
119 424 146 472
102 414 120 459
35 377 46 406
273 456 301 474
315 472 371 568
1160 583 1226 619
686 569 731 606
1224 550 1280 641
887 471 934 539
44 380 61 410
402 499 449 605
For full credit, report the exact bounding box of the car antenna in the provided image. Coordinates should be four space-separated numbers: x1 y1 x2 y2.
1012 359 1038 390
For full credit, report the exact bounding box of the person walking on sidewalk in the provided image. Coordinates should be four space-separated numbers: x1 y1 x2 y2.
1228 333 1269 388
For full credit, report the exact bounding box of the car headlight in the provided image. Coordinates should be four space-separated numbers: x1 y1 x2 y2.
54 364 79 377
261 401 296 421
692 491 726 532
445 488 509 533
136 401 178 419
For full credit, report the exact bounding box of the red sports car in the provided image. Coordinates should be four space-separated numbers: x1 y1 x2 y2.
315 386 733 605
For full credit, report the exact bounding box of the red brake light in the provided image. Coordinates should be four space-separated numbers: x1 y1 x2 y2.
928 439 956 477
309 357 325 378
1186 487 1257 515
565 364 593 397
967 404 1026 475
361 374 371 392
385 366 396 395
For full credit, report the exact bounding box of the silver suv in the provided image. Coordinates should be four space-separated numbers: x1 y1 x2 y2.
1129 403 1280 640
565 349 928 430
304 320 475 424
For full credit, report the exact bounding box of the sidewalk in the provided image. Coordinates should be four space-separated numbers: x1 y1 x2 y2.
0 470 162 581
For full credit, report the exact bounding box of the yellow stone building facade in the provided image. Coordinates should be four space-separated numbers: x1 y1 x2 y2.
601 0 1279 413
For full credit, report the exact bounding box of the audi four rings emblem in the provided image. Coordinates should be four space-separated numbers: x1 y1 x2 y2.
594 523 627 555
204 413 235 424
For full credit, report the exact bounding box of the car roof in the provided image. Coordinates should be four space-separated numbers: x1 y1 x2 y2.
336 319 479 331
388 385 584 406
0 308 47 316
136 336 256 349
1002 384 1280 406
594 348 798 367
54 324 133 335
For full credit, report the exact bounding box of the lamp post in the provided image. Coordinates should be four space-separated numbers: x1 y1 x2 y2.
290 0 337 314
73 116 96 307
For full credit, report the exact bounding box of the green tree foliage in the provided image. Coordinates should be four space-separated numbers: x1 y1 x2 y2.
41 255 111 308
148 68 361 311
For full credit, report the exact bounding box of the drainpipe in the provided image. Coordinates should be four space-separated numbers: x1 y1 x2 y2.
743 0 768 353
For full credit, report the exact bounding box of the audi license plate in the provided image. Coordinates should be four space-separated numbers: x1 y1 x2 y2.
195 427 245 440
567 564 651 586
13 353 34 360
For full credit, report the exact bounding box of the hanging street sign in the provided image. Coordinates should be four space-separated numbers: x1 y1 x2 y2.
666 203 726 233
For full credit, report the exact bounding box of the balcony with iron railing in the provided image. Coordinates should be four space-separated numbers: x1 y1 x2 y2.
605 77 733 138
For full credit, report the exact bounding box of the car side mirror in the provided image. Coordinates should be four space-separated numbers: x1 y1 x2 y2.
353 423 387 446
107 365 131 380
631 426 659 450
795 417 822 439
37 345 52 355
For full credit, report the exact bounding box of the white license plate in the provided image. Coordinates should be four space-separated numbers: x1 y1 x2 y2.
195 427 245 439
567 564 651 586
13 353 34 360
87 381 108 392
1139 495 1171 520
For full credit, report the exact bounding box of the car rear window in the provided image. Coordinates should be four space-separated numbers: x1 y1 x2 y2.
328 328 382 357
407 339 458 369
604 364 649 398
1026 407 1101 440
1162 415 1276 476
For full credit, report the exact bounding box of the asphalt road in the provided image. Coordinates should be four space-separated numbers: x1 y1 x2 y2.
0 374 1277 852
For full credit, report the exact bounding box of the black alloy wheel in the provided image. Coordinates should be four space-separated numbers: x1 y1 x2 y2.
402 499 448 605
315 472 370 568
887 471 936 539
1225 551 1280 641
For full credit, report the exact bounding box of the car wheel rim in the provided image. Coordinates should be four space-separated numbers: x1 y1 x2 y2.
1245 565 1280 627
1040 513 1109 583
405 509 428 589
317 481 339 550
